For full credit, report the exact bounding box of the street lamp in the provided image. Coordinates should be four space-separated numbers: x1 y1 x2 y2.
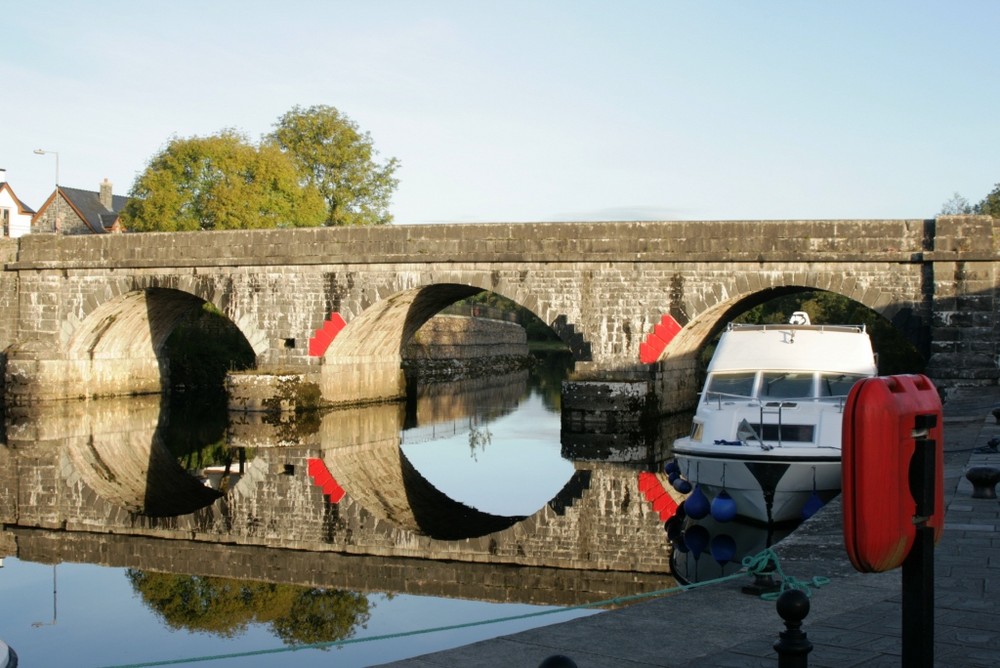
33 148 59 232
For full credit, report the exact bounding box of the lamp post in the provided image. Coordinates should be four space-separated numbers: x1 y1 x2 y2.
33 148 59 232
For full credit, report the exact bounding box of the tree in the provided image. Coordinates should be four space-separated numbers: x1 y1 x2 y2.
976 183 1000 218
269 105 400 226
938 192 973 215
122 130 326 231
938 184 1000 218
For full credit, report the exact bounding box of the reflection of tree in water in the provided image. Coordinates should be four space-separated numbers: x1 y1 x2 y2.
527 350 575 412
126 571 372 646
468 423 492 460
161 390 229 461
161 390 256 487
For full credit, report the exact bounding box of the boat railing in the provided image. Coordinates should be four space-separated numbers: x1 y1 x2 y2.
726 322 866 334
703 391 756 408
703 391 851 410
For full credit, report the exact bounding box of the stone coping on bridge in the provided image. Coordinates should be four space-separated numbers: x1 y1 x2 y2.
8 218 978 269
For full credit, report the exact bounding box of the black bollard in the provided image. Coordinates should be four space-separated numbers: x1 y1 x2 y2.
538 655 577 668
965 467 1000 499
773 589 812 668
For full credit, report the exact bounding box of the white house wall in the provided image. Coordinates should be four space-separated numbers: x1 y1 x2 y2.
0 186 33 238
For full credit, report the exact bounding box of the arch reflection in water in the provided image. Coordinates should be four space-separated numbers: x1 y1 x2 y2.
8 396 223 517
317 364 576 539
4 350 670 575
399 368 576 518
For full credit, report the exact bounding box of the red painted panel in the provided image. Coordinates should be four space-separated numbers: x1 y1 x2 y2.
639 314 682 364
308 312 347 357
653 491 677 514
638 471 660 493
637 472 680 522
307 457 346 504
842 374 943 573
639 341 662 364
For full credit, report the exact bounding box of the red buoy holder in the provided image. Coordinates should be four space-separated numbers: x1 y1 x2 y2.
842 373 942 668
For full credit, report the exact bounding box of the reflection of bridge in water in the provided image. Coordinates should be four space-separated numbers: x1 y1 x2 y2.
1 369 676 602
400 369 528 446
8 527 667 607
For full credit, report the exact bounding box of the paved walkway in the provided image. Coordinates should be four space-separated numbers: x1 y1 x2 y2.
379 387 1000 667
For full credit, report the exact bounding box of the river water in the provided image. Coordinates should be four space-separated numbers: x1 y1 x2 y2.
0 352 704 667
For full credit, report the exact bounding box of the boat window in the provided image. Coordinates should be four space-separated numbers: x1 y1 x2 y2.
819 373 866 397
704 372 756 398
761 372 814 398
752 423 816 443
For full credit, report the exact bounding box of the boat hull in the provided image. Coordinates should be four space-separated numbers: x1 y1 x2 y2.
673 439 841 524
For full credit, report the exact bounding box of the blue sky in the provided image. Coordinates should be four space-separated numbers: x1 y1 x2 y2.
3 1 997 223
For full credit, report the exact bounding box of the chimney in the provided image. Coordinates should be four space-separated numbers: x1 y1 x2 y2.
0 168 6 183
99 178 113 209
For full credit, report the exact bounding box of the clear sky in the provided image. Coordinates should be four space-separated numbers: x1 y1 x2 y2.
3 1 997 224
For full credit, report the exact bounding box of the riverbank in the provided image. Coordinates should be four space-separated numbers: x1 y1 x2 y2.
379 386 1000 667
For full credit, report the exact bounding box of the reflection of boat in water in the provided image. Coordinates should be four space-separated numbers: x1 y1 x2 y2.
0 639 17 668
671 312 877 524
668 514 796 584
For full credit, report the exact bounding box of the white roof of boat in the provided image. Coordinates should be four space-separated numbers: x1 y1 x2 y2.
708 323 877 375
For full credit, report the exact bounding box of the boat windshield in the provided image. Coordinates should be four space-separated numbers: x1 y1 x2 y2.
761 372 814 398
819 372 866 397
704 372 756 398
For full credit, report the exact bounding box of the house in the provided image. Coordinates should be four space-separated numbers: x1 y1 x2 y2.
31 178 126 234
0 169 36 238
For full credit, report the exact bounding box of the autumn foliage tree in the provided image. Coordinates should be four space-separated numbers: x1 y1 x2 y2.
122 106 399 231
121 130 326 231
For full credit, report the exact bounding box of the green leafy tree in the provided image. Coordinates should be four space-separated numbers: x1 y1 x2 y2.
938 183 1000 218
976 183 1000 217
122 130 327 231
269 105 400 226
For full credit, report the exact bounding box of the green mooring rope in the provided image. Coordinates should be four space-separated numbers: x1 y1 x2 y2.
97 548 827 668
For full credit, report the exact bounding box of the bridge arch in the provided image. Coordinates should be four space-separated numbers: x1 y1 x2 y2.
60 275 269 358
661 273 927 365
318 279 577 405
656 278 928 414
7 283 263 401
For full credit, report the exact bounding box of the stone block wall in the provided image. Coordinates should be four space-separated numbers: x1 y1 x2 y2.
403 314 527 360
926 216 1000 386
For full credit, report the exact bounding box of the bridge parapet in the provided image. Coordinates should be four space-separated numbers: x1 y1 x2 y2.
9 219 930 269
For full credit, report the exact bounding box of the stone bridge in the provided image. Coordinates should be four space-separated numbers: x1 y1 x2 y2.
0 216 996 408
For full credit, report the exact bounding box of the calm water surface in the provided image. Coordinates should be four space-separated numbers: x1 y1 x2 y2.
1 354 677 667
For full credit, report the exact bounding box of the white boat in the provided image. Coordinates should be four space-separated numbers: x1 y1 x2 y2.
671 312 877 524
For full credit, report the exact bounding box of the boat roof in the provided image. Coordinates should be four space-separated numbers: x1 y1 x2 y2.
708 323 877 375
